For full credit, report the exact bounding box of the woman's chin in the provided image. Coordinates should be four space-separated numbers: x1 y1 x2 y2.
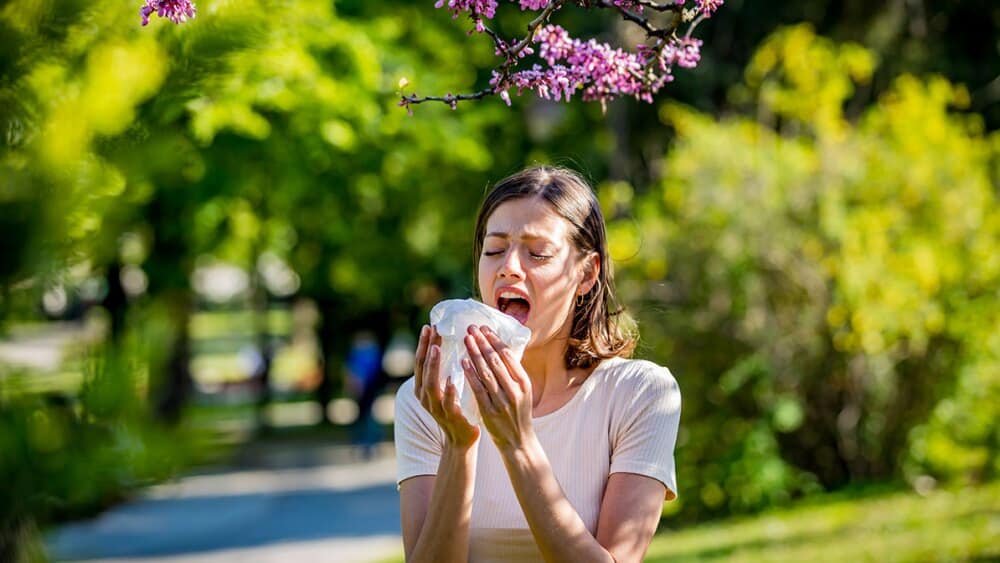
524 330 545 350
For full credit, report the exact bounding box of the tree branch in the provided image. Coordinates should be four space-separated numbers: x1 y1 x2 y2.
510 0 566 55
402 0 566 108
633 0 683 11
400 0 715 111
598 0 681 39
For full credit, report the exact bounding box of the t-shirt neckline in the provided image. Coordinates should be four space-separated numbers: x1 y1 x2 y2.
530 356 623 423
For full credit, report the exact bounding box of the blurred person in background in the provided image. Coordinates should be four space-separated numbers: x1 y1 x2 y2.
395 166 682 562
345 330 385 458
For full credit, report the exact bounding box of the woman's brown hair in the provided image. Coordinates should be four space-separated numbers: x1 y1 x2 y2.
473 166 636 369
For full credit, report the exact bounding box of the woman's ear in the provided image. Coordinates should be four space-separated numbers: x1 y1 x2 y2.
578 252 601 296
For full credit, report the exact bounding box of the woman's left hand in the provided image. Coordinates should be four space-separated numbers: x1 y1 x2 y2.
462 325 535 453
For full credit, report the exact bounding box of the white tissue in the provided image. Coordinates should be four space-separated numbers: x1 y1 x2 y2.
429 298 532 423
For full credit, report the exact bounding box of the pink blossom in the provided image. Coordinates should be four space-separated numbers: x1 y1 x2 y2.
694 0 723 15
494 39 534 58
500 25 654 106
412 0 723 111
535 25 574 65
662 37 702 69
398 97 415 116
434 0 498 21
139 0 196 26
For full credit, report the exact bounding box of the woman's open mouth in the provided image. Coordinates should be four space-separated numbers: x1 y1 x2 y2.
495 288 531 325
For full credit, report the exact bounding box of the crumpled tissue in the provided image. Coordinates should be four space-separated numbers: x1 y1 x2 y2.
429 298 532 423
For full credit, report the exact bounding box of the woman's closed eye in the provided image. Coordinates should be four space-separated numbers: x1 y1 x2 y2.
483 249 551 261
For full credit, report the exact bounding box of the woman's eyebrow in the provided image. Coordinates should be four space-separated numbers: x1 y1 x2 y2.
485 231 552 242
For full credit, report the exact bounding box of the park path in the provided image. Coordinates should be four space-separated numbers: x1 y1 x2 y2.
46 444 403 563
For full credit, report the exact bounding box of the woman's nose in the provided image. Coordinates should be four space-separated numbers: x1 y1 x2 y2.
499 249 524 279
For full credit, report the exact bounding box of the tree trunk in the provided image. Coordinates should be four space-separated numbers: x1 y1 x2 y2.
253 275 273 434
154 291 193 425
314 295 345 425
0 516 44 563
102 261 128 343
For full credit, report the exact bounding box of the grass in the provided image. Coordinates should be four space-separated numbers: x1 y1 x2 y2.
645 481 1000 562
380 482 1000 562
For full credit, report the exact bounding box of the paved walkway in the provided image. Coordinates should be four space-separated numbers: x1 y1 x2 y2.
46 444 403 563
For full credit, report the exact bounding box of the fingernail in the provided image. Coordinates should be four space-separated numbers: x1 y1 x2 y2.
461 358 471 369
481 326 491 335
430 345 439 358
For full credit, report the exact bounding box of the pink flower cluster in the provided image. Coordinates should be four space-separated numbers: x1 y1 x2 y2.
435 0 550 18
434 0 498 24
493 24 667 106
414 0 725 111
693 0 723 15
139 0 196 26
662 37 702 69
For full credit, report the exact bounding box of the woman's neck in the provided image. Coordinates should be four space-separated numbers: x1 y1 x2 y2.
520 336 589 409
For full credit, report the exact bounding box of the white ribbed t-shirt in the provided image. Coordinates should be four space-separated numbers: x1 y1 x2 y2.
394 356 682 561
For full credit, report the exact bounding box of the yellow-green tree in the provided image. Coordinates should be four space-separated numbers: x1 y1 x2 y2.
0 1 520 559
608 25 998 520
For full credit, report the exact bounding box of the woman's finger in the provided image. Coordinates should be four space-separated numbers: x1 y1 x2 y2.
426 326 444 397
423 343 444 408
443 379 461 417
476 328 520 401
465 330 501 399
481 326 530 395
413 325 429 397
463 357 495 412
443 380 474 427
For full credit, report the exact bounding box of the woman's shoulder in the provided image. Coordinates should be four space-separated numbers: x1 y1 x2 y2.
394 376 422 410
591 356 680 402
598 356 677 387
393 377 444 440
595 357 681 421
398 375 417 395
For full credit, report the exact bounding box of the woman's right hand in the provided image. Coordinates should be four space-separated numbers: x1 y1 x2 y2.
414 324 480 450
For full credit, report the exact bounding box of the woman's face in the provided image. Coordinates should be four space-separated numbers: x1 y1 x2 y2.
478 197 593 349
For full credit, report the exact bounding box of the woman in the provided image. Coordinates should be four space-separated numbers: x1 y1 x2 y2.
395 166 681 562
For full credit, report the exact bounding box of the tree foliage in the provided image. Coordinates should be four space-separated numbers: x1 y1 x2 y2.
0 0 996 554
0 0 522 556
608 25 998 520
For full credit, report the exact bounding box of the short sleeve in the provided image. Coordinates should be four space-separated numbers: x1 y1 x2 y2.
394 377 444 487
608 363 682 500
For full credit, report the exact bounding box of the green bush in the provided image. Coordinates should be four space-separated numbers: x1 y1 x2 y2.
608 25 999 521
1 354 204 563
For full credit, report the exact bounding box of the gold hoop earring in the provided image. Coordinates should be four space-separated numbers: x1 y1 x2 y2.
576 294 585 307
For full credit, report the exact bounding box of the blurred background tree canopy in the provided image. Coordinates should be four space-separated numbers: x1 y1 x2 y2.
616 25 998 519
0 0 997 559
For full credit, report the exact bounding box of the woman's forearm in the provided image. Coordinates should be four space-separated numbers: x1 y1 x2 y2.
409 444 477 563
502 435 615 563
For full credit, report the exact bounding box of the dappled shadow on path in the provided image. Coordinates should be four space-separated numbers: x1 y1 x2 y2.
48 482 400 560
